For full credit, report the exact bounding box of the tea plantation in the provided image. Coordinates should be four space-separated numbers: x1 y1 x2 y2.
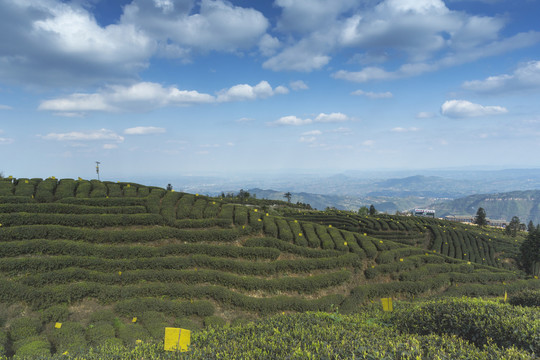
0 177 538 359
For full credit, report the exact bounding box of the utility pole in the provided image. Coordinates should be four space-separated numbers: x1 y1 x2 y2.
95 161 101 181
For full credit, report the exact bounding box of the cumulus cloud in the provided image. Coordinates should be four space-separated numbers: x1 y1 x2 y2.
290 80 309 91
302 130 322 136
121 0 268 54
0 0 154 86
391 127 419 132
124 126 166 135
272 115 313 126
462 60 540 93
39 80 285 114
0 0 270 87
441 100 508 118
217 81 288 102
39 129 125 142
259 34 281 56
351 89 393 99
270 112 349 126
314 113 349 123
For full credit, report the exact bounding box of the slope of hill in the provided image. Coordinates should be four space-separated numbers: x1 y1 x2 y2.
0 177 538 358
431 190 540 224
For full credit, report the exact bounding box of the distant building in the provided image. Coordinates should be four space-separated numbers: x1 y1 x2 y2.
413 209 435 218
445 215 508 228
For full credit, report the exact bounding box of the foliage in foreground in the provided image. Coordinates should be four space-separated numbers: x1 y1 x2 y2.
1 298 538 359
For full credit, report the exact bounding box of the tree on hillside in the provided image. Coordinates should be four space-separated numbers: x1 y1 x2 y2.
358 206 369 216
519 227 540 277
369 204 377 216
166 184 173 191
474 207 487 227
284 192 292 203
237 189 250 203
505 216 521 237
528 220 535 233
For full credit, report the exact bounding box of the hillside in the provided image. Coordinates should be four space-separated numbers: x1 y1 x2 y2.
0 177 538 358
431 190 540 224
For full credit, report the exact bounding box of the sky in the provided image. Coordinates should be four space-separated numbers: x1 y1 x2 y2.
1 0 540 182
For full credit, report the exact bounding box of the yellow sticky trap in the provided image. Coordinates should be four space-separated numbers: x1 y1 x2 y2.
504 291 508 302
258 219 262 222
266 213 269 216
364 233 367 236
535 276 538 279
132 317 137 323
299 233 303 237
8 176 13 179
344 242 347 246
399 258 403 262
294 220 298 223
467 262 471 265
136 340 142 344
78 177 82 181
328 225 332 228
379 240 383 243
172 190 175 192
254 209 258 212
63 351 69 355
381 298 393 312
55 322 62 329
118 271 122 276
25 180 29 183
164 327 190 352
242 225 245 229
196 194 199 196
127 184 131 188
212 202 216 205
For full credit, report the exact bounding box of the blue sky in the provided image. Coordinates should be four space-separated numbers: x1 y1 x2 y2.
1 0 540 181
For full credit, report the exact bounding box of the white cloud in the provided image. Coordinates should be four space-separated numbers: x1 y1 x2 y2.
314 112 349 123
441 100 508 118
362 140 375 146
0 137 14 145
103 144 118 149
272 115 313 126
39 129 125 142
302 130 322 136
124 126 166 135
462 60 540 93
0 0 154 87
290 80 309 91
258 34 281 56
270 112 349 126
121 0 269 54
236 117 254 123
351 89 393 99
391 127 419 133
217 81 286 102
0 105 12 110
39 80 286 114
299 136 316 143
416 112 435 119
263 39 332 72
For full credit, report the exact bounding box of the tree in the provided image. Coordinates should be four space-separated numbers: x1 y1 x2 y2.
369 204 377 216
358 206 369 216
519 227 540 277
166 184 173 191
474 207 487 227
284 192 292 203
237 189 250 203
528 220 535 233
505 216 521 237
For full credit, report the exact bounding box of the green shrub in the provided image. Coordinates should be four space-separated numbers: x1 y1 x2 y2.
509 289 540 307
117 323 151 346
9 317 42 342
40 305 69 324
75 180 92 198
89 309 116 325
0 179 14 196
139 311 167 339
13 337 51 358
204 316 226 328
177 194 195 219
50 321 86 353
0 331 7 356
14 179 36 197
233 205 248 226
105 182 123 197
85 322 116 347
174 317 202 331
90 180 108 198
189 198 207 219
391 297 540 354
54 179 76 200
35 178 57 203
